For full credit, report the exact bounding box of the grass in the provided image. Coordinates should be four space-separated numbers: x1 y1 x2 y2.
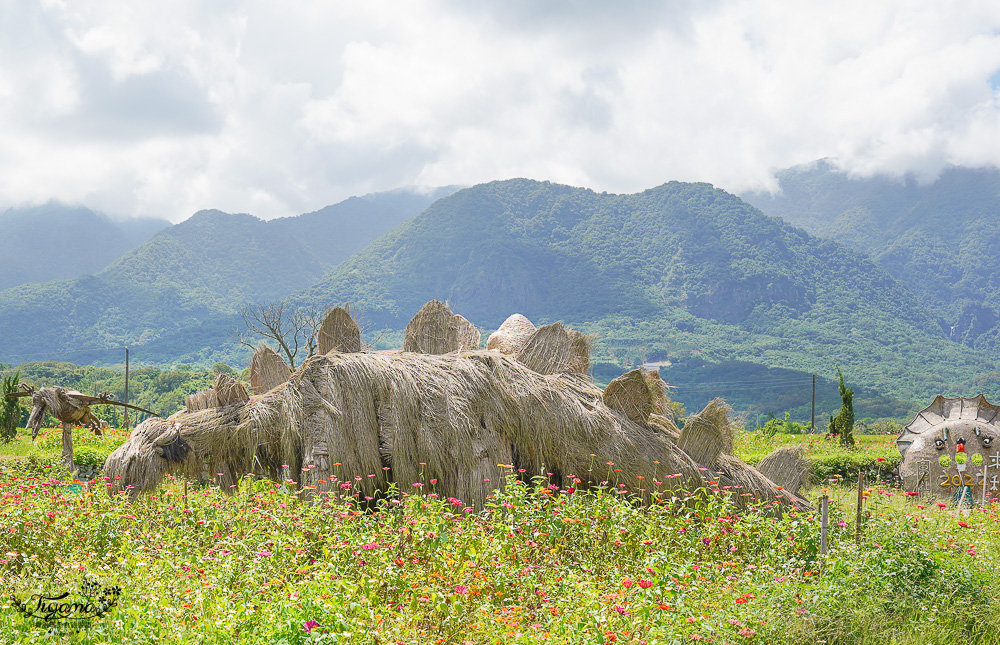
736 432 901 483
1 429 997 644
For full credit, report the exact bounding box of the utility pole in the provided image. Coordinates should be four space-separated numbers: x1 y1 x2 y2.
123 346 130 429
811 373 816 433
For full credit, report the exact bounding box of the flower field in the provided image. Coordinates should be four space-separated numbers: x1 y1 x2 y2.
2 430 1000 643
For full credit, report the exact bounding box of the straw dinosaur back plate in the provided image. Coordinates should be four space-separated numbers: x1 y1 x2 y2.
897 395 1000 500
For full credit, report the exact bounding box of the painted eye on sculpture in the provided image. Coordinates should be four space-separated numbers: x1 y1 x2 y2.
934 438 946 450
984 437 994 448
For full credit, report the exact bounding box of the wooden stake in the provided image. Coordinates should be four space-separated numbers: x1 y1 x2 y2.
820 495 829 556
855 470 864 544
61 421 76 473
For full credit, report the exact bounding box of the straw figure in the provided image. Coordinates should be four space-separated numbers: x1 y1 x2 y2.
105 302 808 510
4 385 154 472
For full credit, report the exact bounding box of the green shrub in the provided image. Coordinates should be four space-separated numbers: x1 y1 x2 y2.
0 371 20 442
73 445 112 481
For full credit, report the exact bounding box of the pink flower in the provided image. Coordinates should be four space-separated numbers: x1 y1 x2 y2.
304 620 320 633
412 482 423 488
621 579 633 588
258 551 273 557
615 606 631 615
638 579 653 589
455 585 469 595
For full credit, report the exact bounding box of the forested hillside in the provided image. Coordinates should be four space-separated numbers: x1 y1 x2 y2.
0 189 452 365
0 203 168 290
742 162 1000 350
300 179 999 415
4 178 997 423
271 186 460 273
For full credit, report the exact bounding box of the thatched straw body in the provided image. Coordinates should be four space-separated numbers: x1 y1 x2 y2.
105 350 806 510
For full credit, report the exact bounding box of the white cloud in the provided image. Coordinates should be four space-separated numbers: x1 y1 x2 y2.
0 0 999 220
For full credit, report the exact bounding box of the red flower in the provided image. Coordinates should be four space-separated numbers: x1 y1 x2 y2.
735 598 747 604
638 579 653 589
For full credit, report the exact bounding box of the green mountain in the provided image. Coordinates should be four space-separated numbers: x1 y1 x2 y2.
0 203 169 290
0 189 456 366
271 186 461 273
299 179 1000 418
741 161 1000 350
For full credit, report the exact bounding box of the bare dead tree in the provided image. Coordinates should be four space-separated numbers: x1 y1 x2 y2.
233 302 325 369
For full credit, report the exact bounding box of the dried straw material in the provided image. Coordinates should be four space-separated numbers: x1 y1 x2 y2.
106 350 808 510
184 389 214 413
215 373 250 406
487 314 536 354
105 380 304 497
678 398 733 465
318 306 362 354
515 322 572 374
26 387 102 439
644 371 670 417
403 300 482 354
567 330 595 375
185 374 250 412
250 345 292 395
756 446 810 494
603 369 658 426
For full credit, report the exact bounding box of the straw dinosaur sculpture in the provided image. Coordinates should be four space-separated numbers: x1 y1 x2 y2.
105 301 809 510
5 384 155 471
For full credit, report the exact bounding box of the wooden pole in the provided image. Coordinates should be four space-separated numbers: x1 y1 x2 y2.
855 470 864 544
61 421 76 473
811 374 816 433
820 495 829 555
124 347 131 430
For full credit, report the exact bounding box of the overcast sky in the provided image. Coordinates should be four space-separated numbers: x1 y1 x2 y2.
3 1 1000 222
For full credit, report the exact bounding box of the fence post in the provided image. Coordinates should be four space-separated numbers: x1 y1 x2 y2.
855 471 864 544
820 495 829 555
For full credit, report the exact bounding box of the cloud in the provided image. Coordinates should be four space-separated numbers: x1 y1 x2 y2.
1 0 999 220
